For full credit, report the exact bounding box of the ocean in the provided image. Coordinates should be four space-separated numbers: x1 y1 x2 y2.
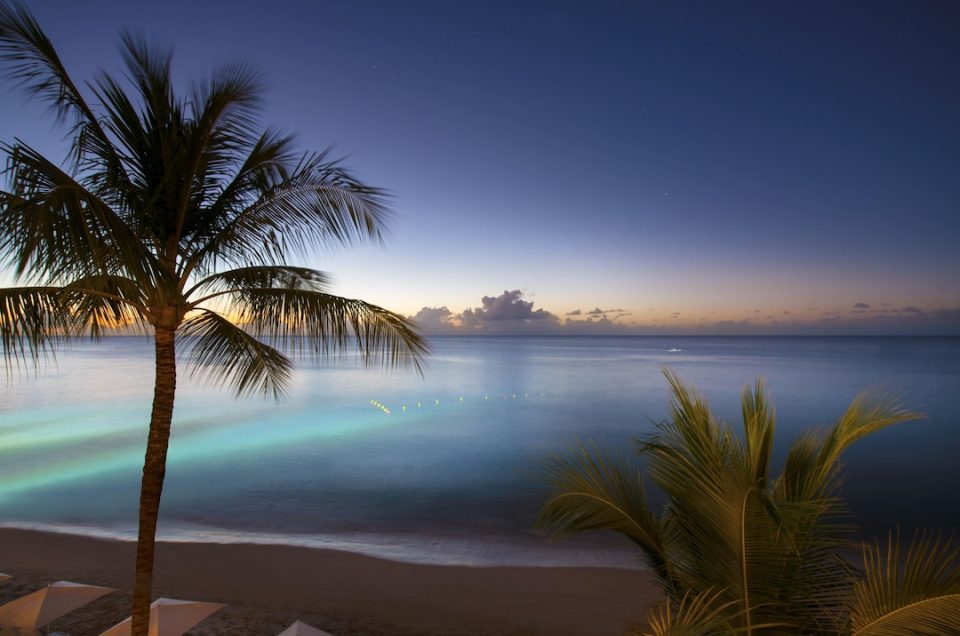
1 336 958 567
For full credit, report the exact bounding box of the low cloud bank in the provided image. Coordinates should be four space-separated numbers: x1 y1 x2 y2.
408 291 960 336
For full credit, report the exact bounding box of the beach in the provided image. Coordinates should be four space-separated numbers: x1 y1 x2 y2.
0 528 660 635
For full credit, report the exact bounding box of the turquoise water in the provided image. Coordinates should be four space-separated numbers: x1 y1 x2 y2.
1 336 958 566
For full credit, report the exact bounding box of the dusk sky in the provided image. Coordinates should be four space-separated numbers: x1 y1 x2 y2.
2 1 958 334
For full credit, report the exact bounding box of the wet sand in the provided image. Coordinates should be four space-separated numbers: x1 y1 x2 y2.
0 528 660 635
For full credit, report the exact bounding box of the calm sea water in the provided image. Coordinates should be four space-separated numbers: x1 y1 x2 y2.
1 336 958 567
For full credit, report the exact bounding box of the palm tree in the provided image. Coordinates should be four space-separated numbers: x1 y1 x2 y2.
0 4 427 635
538 370 960 635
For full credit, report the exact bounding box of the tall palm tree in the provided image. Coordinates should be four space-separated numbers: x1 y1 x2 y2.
0 4 427 635
538 370 960 635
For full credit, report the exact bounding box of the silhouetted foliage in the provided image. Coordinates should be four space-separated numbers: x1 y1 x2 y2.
539 370 960 635
0 3 427 634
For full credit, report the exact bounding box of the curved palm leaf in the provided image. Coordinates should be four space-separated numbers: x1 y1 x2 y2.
642 589 756 636
741 379 775 485
0 286 70 367
775 393 920 509
186 265 331 299
538 442 673 584
849 531 960 636
180 309 291 398
0 142 156 283
0 2 129 180
210 287 427 372
1 281 149 368
184 150 391 274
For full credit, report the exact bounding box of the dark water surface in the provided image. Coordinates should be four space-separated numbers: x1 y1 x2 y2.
1 336 958 566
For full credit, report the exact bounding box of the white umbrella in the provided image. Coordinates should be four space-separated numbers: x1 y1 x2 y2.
0 574 10 583
277 621 335 636
0 580 113 632
99 597 224 636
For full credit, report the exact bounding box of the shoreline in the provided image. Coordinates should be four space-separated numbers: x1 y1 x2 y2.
0 528 660 635
0 521 643 570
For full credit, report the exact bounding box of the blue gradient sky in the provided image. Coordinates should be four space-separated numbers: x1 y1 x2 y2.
1 1 958 334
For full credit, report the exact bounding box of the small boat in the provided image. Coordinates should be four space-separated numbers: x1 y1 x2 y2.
667 347 683 352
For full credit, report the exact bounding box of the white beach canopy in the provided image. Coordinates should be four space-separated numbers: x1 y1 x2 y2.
99 598 224 636
0 574 10 583
0 580 114 632
277 621 335 636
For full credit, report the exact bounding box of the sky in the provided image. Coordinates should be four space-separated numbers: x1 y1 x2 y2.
1 0 958 335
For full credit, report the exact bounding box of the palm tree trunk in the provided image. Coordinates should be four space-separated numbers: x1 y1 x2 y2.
131 326 177 636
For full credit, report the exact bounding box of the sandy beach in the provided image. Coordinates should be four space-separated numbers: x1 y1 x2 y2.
0 528 660 635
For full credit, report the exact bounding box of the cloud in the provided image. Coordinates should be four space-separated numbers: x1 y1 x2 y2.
457 290 560 333
854 302 871 309
410 306 458 334
586 307 627 317
462 290 556 322
409 291 960 337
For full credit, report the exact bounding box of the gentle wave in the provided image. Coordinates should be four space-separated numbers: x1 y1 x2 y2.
0 520 642 569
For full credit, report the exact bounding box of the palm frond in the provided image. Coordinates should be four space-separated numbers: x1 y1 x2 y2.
178 129 294 275
1 282 149 370
186 265 331 299
741 379 775 485
849 531 960 636
642 589 754 636
0 2 130 178
118 31 176 131
187 61 263 179
205 287 427 373
0 286 70 368
1 143 156 284
87 69 150 196
641 372 902 632
777 394 921 506
818 393 921 472
63 275 149 337
184 150 391 272
537 443 673 583
180 309 291 398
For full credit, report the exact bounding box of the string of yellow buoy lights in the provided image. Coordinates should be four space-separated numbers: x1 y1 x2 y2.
369 399 391 415
369 392 552 416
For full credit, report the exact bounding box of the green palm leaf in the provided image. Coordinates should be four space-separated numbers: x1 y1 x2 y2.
538 370 936 635
849 531 960 636
642 589 758 636
538 442 672 583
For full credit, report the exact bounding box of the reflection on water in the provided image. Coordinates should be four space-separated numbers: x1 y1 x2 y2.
1 336 958 565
